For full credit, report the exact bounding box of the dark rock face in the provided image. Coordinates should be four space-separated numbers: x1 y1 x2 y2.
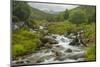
69 37 79 46
68 31 87 47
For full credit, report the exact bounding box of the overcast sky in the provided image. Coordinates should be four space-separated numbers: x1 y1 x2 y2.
28 2 78 12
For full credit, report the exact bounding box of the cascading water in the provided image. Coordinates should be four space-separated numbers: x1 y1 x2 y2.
12 34 86 65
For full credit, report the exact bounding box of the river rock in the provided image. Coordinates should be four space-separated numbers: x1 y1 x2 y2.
27 55 42 64
65 48 72 53
45 43 52 48
69 37 79 46
53 45 65 50
51 48 65 61
36 58 44 63
49 39 58 44
51 49 63 56
52 35 57 39
37 55 55 63
67 52 85 60
41 36 58 44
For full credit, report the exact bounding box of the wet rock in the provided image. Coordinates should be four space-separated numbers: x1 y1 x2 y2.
60 38 66 42
65 48 72 53
36 58 44 63
54 53 66 61
41 36 58 44
54 51 85 61
45 43 52 48
37 55 55 63
51 49 63 57
51 48 66 61
49 39 58 44
44 49 51 53
69 37 79 46
27 55 42 64
67 33 76 39
66 52 85 60
52 36 57 39
53 45 65 50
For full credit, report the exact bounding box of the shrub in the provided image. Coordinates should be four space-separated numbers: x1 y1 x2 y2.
69 10 87 24
12 44 26 58
12 16 20 22
12 29 41 58
13 1 31 21
48 21 77 34
84 23 95 39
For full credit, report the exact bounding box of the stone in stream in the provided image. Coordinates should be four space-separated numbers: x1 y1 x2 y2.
36 58 45 63
52 35 57 39
54 45 65 50
66 51 85 60
36 54 56 63
69 36 79 46
45 43 53 48
26 55 43 64
51 48 64 56
51 48 66 61
41 36 58 44
69 31 87 47
65 48 72 53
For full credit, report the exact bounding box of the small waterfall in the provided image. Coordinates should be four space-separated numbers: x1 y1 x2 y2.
52 34 73 48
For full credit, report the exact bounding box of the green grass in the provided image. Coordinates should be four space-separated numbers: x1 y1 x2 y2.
48 21 77 35
12 28 41 58
86 44 96 61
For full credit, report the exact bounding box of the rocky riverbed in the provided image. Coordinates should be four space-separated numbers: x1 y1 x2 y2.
12 33 86 65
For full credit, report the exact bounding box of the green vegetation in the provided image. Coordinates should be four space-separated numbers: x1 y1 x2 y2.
12 28 41 58
48 21 77 34
86 44 96 61
12 1 96 61
13 1 31 21
69 10 87 24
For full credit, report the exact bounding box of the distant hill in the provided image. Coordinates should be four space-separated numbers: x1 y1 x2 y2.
29 5 54 21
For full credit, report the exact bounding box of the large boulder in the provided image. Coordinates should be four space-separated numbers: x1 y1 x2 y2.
41 36 58 44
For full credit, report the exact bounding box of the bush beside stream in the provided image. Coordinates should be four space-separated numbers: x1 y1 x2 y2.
12 28 41 58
